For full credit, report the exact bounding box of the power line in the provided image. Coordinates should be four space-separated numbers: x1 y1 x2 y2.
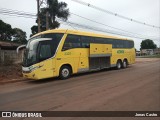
0 12 36 19
0 8 36 19
70 12 158 39
57 18 159 41
0 8 36 18
0 8 159 41
0 7 158 38
71 0 160 29
0 8 36 15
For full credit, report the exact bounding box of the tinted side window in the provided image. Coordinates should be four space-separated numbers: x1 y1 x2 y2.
63 35 81 50
42 33 63 40
81 36 92 48
104 38 113 44
129 41 134 48
42 33 63 47
112 39 116 48
31 33 63 45
38 40 54 61
123 40 134 48
94 37 105 44
39 44 51 59
123 41 128 48
112 39 125 48
117 40 124 48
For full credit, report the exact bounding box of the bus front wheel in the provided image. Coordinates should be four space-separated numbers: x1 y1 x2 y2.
59 65 71 80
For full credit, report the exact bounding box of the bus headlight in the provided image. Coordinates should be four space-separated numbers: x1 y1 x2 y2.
22 65 44 73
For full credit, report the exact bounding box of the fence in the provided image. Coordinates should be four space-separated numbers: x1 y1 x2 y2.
0 49 23 65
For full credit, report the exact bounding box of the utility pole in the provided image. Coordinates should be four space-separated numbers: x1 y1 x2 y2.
37 0 41 32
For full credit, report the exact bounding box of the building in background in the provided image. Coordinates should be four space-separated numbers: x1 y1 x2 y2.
0 41 23 65
136 48 160 56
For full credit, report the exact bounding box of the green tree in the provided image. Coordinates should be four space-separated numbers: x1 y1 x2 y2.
30 8 46 37
46 0 70 29
30 0 70 36
0 19 13 41
30 25 38 37
0 19 27 44
140 39 157 50
12 28 27 44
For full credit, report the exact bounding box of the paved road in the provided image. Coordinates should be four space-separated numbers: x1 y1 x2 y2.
0 58 160 119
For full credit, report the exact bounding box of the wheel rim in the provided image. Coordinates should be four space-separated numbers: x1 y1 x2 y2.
62 68 69 78
123 61 127 68
117 62 121 69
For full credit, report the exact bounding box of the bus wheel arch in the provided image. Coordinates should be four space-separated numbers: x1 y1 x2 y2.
122 58 128 68
116 59 122 69
59 64 72 80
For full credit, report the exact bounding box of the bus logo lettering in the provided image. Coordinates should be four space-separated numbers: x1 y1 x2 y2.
64 52 71 55
117 50 124 54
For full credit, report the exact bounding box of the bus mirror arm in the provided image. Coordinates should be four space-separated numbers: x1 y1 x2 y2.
17 45 26 54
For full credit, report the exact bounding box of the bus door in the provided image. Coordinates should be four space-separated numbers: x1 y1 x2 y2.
36 40 54 79
78 49 89 72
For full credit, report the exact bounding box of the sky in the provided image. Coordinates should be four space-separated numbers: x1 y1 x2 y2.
0 0 159 50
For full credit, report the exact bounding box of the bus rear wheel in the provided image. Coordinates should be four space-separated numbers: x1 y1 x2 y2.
59 65 71 80
122 60 128 68
116 60 122 69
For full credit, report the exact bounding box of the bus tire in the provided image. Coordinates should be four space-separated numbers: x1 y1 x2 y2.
59 65 71 80
116 60 122 69
122 60 128 68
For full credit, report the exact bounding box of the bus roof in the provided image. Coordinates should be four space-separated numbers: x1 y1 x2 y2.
32 29 133 41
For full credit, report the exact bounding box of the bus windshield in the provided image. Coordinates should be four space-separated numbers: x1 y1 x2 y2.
23 33 63 67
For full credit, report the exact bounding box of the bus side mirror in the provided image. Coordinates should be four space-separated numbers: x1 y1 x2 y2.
17 45 26 54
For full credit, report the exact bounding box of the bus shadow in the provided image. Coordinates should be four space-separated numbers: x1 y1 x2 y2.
26 77 60 84
26 66 132 84
72 68 112 78
70 66 132 78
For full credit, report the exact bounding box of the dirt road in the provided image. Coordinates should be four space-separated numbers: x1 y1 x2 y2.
0 58 160 119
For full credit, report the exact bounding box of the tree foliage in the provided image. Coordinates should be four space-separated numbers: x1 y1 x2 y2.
12 28 27 44
30 25 38 37
0 19 27 44
140 39 157 50
46 0 69 29
0 20 13 41
30 0 70 36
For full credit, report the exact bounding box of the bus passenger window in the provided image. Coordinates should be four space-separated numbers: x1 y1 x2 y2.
62 35 81 50
94 37 105 44
129 41 134 48
119 40 124 48
81 36 92 48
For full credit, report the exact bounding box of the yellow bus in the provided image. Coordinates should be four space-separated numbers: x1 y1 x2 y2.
22 29 135 80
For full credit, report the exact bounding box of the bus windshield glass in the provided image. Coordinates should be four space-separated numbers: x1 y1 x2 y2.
23 33 63 67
